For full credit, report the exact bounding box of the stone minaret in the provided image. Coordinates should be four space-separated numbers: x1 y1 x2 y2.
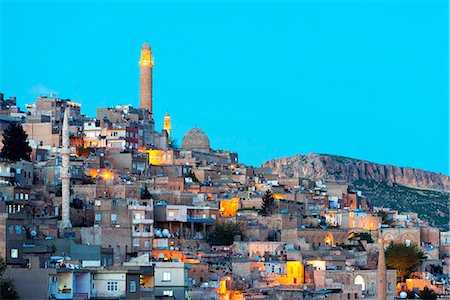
377 231 387 300
139 41 154 118
60 108 72 229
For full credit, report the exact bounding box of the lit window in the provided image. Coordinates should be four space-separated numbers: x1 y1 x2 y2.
111 214 117 224
7 225 13 235
130 281 136 293
25 194 29 200
15 193 19 200
163 290 173 296
95 200 101 206
162 272 171 282
11 248 18 259
15 225 21 235
168 211 175 217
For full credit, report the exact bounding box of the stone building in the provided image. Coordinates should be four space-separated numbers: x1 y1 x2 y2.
313 269 397 299
178 127 238 166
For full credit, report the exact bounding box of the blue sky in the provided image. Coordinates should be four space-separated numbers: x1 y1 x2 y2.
0 0 448 174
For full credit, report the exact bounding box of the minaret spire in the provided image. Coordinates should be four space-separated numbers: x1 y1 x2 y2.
60 108 72 230
139 41 154 119
377 230 387 300
163 112 171 141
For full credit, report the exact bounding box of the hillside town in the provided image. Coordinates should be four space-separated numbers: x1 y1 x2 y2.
0 42 449 300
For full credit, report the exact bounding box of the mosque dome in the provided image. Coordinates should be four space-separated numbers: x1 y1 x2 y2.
182 128 210 151
142 41 151 50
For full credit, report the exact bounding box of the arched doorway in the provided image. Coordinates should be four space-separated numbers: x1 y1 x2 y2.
324 232 334 246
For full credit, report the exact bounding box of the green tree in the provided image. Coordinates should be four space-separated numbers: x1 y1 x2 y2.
1 122 32 161
259 190 275 216
350 232 374 243
207 222 243 246
377 210 393 225
186 170 199 183
418 287 437 299
169 138 178 149
0 256 19 300
141 185 152 199
385 243 425 282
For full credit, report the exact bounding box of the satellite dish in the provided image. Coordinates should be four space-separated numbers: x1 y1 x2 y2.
400 292 407 298
30 230 37 237
162 229 170 237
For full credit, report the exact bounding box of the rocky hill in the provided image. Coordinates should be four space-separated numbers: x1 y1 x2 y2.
262 153 449 230
352 179 449 231
262 153 449 192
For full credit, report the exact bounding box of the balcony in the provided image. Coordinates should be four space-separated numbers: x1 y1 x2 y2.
132 231 153 238
132 218 154 225
128 205 153 211
187 215 215 224
83 136 101 141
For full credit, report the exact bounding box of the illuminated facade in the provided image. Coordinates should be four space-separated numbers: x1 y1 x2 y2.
220 198 239 217
147 149 175 165
348 212 381 231
139 41 154 117
284 261 304 285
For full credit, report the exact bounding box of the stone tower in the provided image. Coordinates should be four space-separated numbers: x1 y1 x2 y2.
139 41 154 118
377 231 387 300
163 112 171 141
60 108 72 230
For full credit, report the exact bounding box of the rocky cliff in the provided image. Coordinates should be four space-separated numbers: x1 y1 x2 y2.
262 153 449 192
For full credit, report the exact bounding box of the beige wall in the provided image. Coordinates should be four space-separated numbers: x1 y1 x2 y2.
23 123 56 146
153 261 189 287
92 272 126 298
381 227 420 246
314 269 396 299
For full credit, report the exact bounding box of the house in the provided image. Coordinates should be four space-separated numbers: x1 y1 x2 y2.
153 261 192 299
48 268 92 299
5 257 58 300
91 266 154 300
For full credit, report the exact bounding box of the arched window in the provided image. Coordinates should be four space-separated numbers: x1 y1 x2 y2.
354 275 365 291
